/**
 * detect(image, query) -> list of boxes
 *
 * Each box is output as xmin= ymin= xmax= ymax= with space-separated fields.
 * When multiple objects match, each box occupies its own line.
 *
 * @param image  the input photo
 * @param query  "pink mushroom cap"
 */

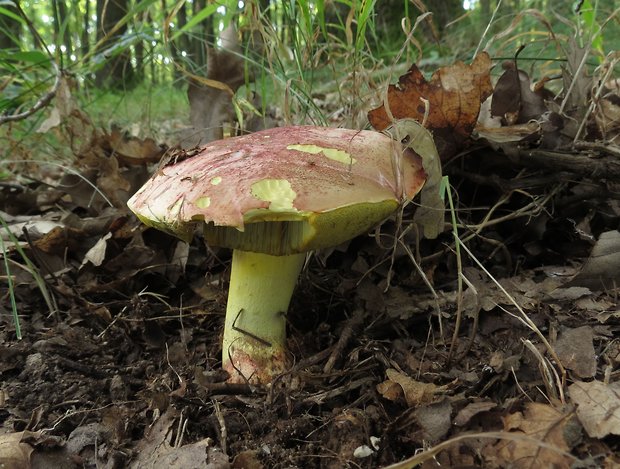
xmin=128 ymin=126 xmax=426 ymax=255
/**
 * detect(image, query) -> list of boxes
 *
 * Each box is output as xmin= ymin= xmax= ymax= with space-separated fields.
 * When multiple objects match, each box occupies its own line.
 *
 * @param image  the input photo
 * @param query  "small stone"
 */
xmin=353 ymin=445 xmax=374 ymax=458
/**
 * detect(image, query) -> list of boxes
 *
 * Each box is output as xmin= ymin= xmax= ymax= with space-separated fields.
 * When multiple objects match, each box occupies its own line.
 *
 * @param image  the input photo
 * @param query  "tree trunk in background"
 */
xmin=432 ymin=0 xmax=463 ymax=32
xmin=185 ymin=26 xmax=246 ymax=147
xmin=95 ymin=0 xmax=135 ymax=88
xmin=150 ymin=38 xmax=157 ymax=84
xmin=480 ymin=0 xmax=492 ymax=19
xmin=80 ymin=0 xmax=90 ymax=58
xmin=134 ymin=10 xmax=147 ymax=79
xmin=134 ymin=26 xmax=144 ymax=78
xmin=176 ymin=2 xmax=188 ymax=52
xmin=190 ymin=0 xmax=212 ymax=73
xmin=170 ymin=1 xmax=187 ymax=80
xmin=0 ymin=1 xmax=22 ymax=50
xmin=52 ymin=0 xmax=72 ymax=64
xmin=510 ymin=0 xmax=522 ymax=12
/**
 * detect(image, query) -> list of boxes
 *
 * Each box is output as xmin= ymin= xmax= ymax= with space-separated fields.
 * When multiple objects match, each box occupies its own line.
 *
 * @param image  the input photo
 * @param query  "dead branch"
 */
xmin=323 ymin=308 xmax=365 ymax=374
xmin=452 ymin=168 xmax=575 ymax=192
xmin=0 ymin=62 xmax=62 ymax=126
xmin=514 ymin=148 xmax=620 ymax=180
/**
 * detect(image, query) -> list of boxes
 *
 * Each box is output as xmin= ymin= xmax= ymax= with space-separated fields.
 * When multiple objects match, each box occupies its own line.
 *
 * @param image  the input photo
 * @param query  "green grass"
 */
xmin=0 ymin=214 xmax=59 ymax=340
xmin=80 ymin=82 xmax=189 ymax=134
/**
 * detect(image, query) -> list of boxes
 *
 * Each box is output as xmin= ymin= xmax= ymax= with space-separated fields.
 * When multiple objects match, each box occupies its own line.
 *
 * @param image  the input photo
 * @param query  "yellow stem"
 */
xmin=222 ymin=250 xmax=306 ymax=384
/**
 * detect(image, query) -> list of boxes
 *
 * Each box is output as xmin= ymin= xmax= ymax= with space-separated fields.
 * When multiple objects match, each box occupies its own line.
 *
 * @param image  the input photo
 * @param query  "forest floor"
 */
xmin=1 ymin=54 xmax=620 ymax=468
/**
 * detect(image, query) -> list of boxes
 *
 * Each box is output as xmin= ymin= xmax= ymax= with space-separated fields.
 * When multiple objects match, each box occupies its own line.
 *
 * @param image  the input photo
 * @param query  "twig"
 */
xmin=213 ymin=399 xmax=228 ymax=455
xmin=397 ymin=234 xmax=443 ymax=339
xmin=523 ymin=339 xmax=561 ymax=403
xmin=20 ymin=226 xmax=58 ymax=282
xmin=451 ymin=167 xmax=574 ymax=192
xmin=452 ymin=273 xmax=480 ymax=361
xmin=55 ymin=356 xmax=108 ymax=379
xmin=0 ymin=62 xmax=62 ymax=126
xmin=0 ymin=4 xmax=60 ymax=125
xmin=173 ymin=410 xmax=187 ymax=447
xmin=458 ymin=242 xmax=567 ymax=402
xmin=323 ymin=308 xmax=364 ymax=374
xmin=573 ymin=140 xmax=620 ymax=158
xmin=302 ymin=377 xmax=373 ymax=405
xmin=199 ymin=381 xmax=256 ymax=395
xmin=573 ymin=54 xmax=619 ymax=142
xmin=381 ymin=430 xmax=580 ymax=469
xmin=445 ymin=177 xmax=465 ymax=365
xmin=292 ymin=347 xmax=334 ymax=371
xmin=474 ymin=0 xmax=503 ymax=56
xmin=516 ymin=149 xmax=620 ymax=179
xmin=232 ymin=308 xmax=272 ymax=347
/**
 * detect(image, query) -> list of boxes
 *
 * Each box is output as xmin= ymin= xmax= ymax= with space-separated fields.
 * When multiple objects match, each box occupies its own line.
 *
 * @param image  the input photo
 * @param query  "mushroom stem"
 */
xmin=222 ymin=250 xmax=306 ymax=383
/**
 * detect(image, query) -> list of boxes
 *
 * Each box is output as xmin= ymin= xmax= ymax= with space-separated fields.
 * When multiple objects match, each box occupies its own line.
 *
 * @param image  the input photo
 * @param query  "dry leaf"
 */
xmin=81 ymin=232 xmax=112 ymax=268
xmin=562 ymin=36 xmax=592 ymax=120
xmin=107 ymin=125 xmax=166 ymax=165
xmin=548 ymin=286 xmax=591 ymax=301
xmin=130 ymin=407 xmax=229 ymax=468
xmin=486 ymin=402 xmax=579 ymax=469
xmin=474 ymin=121 xmax=540 ymax=143
xmin=595 ymin=97 xmax=620 ymax=143
xmin=491 ymin=62 xmax=547 ymax=124
xmin=377 ymin=368 xmax=447 ymax=407
xmin=576 ymin=296 xmax=615 ymax=313
xmin=554 ymin=326 xmax=597 ymax=379
xmin=368 ymin=52 xmax=493 ymax=160
xmin=185 ymin=26 xmax=248 ymax=147
xmin=36 ymin=107 xmax=61 ymax=133
xmin=232 ymin=450 xmax=264 ymax=469
xmin=453 ymin=400 xmax=497 ymax=426
xmin=566 ymin=230 xmax=620 ymax=290
xmin=569 ymin=380 xmax=620 ymax=438
xmin=376 ymin=378 xmax=404 ymax=402
xmin=384 ymin=119 xmax=444 ymax=239
xmin=414 ymin=399 xmax=452 ymax=442
xmin=0 ymin=432 xmax=35 ymax=469
xmin=36 ymin=76 xmax=77 ymax=133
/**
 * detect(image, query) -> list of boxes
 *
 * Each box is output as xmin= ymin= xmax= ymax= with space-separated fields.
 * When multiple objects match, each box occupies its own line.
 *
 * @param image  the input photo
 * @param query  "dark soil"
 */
xmin=1 ymin=158 xmax=619 ymax=468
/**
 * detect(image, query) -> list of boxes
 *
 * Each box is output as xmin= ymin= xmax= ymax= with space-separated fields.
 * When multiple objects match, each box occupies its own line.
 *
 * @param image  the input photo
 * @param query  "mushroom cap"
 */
xmin=128 ymin=126 xmax=426 ymax=255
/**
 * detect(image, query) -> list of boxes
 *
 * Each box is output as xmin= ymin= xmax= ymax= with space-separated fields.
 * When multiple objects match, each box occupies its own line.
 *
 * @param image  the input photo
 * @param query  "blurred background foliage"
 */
xmin=0 ymin=0 xmax=618 ymax=152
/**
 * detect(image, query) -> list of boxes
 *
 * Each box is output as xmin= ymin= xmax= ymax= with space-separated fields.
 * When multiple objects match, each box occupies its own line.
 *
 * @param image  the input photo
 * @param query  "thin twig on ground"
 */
xmin=323 ymin=308 xmax=365 ymax=374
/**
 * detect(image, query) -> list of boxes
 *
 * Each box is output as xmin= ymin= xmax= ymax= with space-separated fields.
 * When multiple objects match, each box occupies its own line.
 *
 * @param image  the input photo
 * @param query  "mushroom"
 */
xmin=127 ymin=126 xmax=427 ymax=384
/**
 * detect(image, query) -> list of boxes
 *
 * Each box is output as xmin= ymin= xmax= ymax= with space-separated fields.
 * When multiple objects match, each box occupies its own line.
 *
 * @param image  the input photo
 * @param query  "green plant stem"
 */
xmin=222 ymin=250 xmax=305 ymax=384
xmin=444 ymin=177 xmax=463 ymax=364
xmin=0 ymin=214 xmax=58 ymax=335
xmin=0 ymin=236 xmax=21 ymax=340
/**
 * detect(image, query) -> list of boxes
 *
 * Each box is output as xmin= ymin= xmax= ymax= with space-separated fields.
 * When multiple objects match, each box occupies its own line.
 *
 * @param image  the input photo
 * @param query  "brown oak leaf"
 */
xmin=368 ymin=52 xmax=493 ymax=160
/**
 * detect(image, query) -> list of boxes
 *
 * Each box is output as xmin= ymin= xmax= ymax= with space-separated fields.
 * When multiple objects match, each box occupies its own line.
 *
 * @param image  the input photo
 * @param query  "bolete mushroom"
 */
xmin=127 ymin=126 xmax=426 ymax=384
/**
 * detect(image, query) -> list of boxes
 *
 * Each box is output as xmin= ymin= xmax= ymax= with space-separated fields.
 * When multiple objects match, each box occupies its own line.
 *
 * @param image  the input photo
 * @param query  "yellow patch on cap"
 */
xmin=210 ymin=176 xmax=222 ymax=185
xmin=251 ymin=179 xmax=298 ymax=212
xmin=195 ymin=196 xmax=211 ymax=208
xmin=287 ymin=144 xmax=356 ymax=165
